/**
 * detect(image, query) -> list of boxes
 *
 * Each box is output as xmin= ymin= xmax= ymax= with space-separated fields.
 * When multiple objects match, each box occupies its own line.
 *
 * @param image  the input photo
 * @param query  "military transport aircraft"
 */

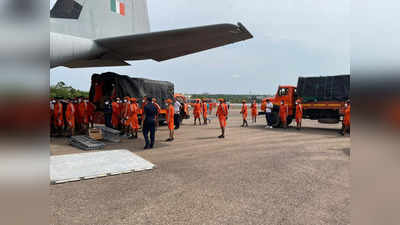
xmin=50 ymin=0 xmax=253 ymax=68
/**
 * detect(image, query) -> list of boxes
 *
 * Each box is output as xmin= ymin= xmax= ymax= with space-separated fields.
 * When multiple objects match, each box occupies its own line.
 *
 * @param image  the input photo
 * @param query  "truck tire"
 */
xmin=271 ymin=112 xmax=281 ymax=128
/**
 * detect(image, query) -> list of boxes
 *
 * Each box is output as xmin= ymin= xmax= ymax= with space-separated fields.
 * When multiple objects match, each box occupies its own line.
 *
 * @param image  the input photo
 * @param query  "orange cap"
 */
xmin=131 ymin=97 xmax=137 ymax=102
xmin=166 ymin=99 xmax=173 ymax=104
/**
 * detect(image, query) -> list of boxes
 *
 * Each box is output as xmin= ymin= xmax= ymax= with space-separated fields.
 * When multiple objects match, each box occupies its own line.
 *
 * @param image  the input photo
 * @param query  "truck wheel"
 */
xmin=271 ymin=112 xmax=281 ymax=128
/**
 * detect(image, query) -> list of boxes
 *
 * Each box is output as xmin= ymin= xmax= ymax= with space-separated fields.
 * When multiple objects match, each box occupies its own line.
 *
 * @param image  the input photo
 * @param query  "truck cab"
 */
xmin=266 ymin=85 xmax=296 ymax=127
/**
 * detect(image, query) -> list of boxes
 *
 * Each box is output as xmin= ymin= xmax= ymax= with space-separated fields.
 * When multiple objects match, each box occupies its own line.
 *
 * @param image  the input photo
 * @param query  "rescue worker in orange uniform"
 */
xmin=152 ymin=98 xmax=161 ymax=113
xmin=65 ymin=98 xmax=76 ymax=136
xmin=87 ymin=99 xmax=96 ymax=128
xmin=129 ymin=98 xmax=140 ymax=139
xmin=117 ymin=98 xmax=123 ymax=126
xmin=216 ymin=98 xmax=228 ymax=138
xmin=152 ymin=98 xmax=161 ymax=128
xmin=209 ymin=101 xmax=213 ymax=115
xmin=112 ymin=98 xmax=121 ymax=130
xmin=193 ymin=99 xmax=202 ymax=125
xmin=251 ymin=100 xmax=258 ymax=123
xmin=93 ymin=81 xmax=103 ymax=104
xmin=122 ymin=96 xmax=131 ymax=135
xmin=279 ymin=100 xmax=288 ymax=129
xmin=240 ymin=100 xmax=249 ymax=127
xmin=166 ymin=99 xmax=175 ymax=141
xmin=295 ymin=99 xmax=303 ymax=130
xmin=53 ymin=98 xmax=64 ymax=136
xmin=78 ymin=98 xmax=89 ymax=133
xmin=341 ymin=100 xmax=351 ymax=136
xmin=261 ymin=99 xmax=267 ymax=123
xmin=202 ymin=99 xmax=209 ymax=125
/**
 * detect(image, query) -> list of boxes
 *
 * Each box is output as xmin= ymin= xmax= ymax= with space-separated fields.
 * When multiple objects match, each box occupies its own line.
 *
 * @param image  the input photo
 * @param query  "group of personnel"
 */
xmin=239 ymin=98 xmax=351 ymax=135
xmin=192 ymin=99 xmax=213 ymax=125
xmin=50 ymin=97 xmax=96 ymax=137
xmin=103 ymin=96 xmax=184 ymax=149
xmin=191 ymin=99 xmax=229 ymax=138
xmin=51 ymin=95 xmax=351 ymax=150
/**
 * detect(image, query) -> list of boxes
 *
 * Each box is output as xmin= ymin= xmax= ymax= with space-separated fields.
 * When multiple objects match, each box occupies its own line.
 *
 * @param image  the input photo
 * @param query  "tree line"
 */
xmin=50 ymin=81 xmax=89 ymax=99
xmin=189 ymin=94 xmax=271 ymax=103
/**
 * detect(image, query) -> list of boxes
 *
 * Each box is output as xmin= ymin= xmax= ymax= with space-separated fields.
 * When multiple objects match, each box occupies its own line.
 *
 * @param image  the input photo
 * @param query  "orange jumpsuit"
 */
xmin=296 ymin=103 xmax=303 ymax=124
xmin=53 ymin=102 xmax=64 ymax=128
xmin=154 ymin=102 xmax=161 ymax=114
xmin=279 ymin=104 xmax=288 ymax=123
xmin=78 ymin=102 xmax=89 ymax=125
xmin=241 ymin=104 xmax=248 ymax=119
xmin=261 ymin=101 xmax=267 ymax=112
xmin=65 ymin=103 xmax=76 ymax=128
xmin=112 ymin=102 xmax=120 ymax=128
xmin=87 ymin=102 xmax=95 ymax=125
xmin=129 ymin=103 xmax=139 ymax=130
xmin=217 ymin=103 xmax=228 ymax=128
xmin=167 ymin=104 xmax=175 ymax=130
xmin=202 ymin=102 xmax=208 ymax=120
xmin=194 ymin=103 xmax=201 ymax=119
xmin=93 ymin=82 xmax=103 ymax=103
xmin=123 ymin=102 xmax=131 ymax=126
xmin=251 ymin=103 xmax=258 ymax=117
xmin=343 ymin=105 xmax=351 ymax=127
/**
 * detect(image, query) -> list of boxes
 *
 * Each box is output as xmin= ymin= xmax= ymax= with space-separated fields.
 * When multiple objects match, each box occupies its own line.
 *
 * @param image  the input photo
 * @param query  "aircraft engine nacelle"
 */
xmin=50 ymin=32 xmax=105 ymax=68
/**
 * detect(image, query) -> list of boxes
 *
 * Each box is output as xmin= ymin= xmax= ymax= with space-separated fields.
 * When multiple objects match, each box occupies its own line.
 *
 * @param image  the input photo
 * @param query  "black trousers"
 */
xmin=104 ymin=113 xmax=112 ymax=128
xmin=174 ymin=114 xmax=180 ymax=129
xmin=143 ymin=121 xmax=156 ymax=147
xmin=266 ymin=113 xmax=272 ymax=126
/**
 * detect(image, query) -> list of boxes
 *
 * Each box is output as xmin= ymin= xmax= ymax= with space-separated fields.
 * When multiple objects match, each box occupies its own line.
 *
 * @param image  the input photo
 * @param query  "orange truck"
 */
xmin=265 ymin=75 xmax=350 ymax=127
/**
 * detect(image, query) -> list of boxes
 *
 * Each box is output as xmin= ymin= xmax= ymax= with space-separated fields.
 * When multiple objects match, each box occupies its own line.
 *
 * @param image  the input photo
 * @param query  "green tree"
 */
xmin=50 ymin=81 xmax=89 ymax=99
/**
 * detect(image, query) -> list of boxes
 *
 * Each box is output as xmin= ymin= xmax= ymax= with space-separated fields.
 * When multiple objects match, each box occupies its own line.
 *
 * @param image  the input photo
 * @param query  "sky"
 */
xmin=50 ymin=0 xmax=350 ymax=95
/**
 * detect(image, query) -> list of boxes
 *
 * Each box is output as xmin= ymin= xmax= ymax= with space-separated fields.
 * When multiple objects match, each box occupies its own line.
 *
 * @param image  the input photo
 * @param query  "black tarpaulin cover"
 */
xmin=89 ymin=72 xmax=174 ymax=109
xmin=297 ymin=75 xmax=350 ymax=102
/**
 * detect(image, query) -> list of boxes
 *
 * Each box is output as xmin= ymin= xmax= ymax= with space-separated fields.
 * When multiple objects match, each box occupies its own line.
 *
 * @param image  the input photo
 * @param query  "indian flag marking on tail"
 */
xmin=111 ymin=0 xmax=125 ymax=16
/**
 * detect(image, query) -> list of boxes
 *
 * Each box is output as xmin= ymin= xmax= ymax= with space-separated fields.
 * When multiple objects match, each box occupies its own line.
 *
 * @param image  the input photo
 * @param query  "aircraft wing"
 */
xmin=95 ymin=23 xmax=253 ymax=62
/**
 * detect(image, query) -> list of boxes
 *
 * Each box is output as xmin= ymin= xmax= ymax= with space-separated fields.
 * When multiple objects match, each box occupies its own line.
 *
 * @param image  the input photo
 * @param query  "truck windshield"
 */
xmin=278 ymin=88 xmax=289 ymax=96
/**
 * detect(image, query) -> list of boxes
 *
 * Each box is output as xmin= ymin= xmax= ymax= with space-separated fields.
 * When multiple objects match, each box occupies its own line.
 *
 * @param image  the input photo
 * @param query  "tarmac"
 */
xmin=50 ymin=106 xmax=350 ymax=225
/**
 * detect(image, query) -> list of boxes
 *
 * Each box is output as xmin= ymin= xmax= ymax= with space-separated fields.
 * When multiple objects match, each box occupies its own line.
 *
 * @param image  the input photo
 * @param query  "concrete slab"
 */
xmin=50 ymin=150 xmax=155 ymax=184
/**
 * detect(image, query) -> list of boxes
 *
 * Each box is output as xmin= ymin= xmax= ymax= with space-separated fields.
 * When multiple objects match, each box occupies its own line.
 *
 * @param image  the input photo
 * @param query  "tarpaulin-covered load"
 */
xmin=297 ymin=75 xmax=350 ymax=103
xmin=89 ymin=72 xmax=174 ymax=110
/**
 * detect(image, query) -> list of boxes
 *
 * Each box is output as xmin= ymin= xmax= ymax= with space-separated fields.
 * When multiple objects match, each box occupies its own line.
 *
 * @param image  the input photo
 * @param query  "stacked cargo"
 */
xmin=99 ymin=126 xmax=121 ymax=143
xmin=297 ymin=75 xmax=350 ymax=103
xmin=69 ymin=135 xmax=105 ymax=151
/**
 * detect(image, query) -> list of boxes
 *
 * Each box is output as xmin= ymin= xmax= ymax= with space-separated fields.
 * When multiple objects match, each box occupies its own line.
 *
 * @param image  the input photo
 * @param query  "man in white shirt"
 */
xmin=174 ymin=99 xmax=182 ymax=129
xmin=265 ymin=99 xmax=274 ymax=128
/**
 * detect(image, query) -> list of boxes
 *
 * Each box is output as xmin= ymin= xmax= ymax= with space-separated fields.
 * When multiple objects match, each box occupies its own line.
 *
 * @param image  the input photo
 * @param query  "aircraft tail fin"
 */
xmin=50 ymin=0 xmax=150 ymax=39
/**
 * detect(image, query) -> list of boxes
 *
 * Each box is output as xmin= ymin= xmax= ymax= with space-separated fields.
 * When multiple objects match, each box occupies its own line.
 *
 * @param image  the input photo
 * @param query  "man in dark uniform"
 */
xmin=141 ymin=97 xmax=159 ymax=149
xmin=104 ymin=98 xmax=113 ymax=128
